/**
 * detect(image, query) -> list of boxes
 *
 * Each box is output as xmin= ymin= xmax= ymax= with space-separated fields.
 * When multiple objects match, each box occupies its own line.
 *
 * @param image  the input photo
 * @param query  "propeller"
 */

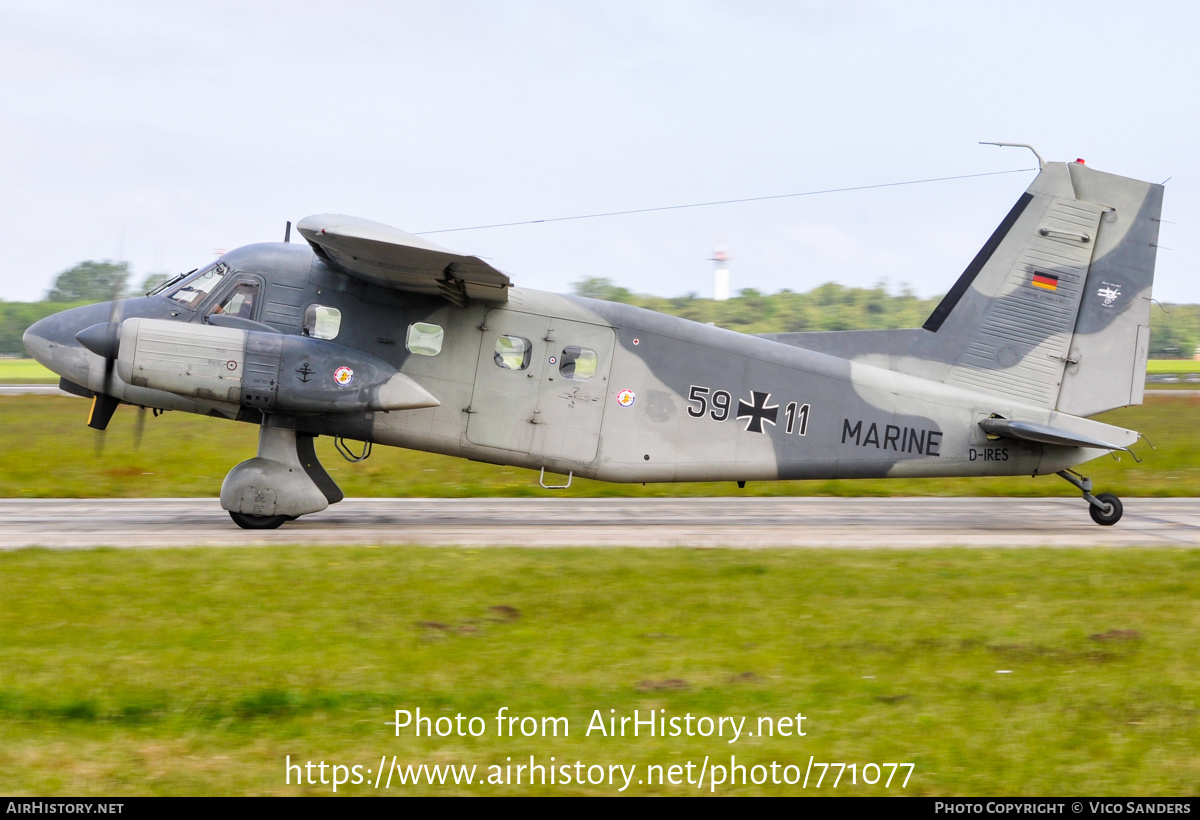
xmin=74 ymin=281 xmax=127 ymax=444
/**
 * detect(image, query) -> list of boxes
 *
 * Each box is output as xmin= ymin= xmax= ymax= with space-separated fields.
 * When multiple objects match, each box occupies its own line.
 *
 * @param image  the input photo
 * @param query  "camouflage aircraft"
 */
xmin=23 ymin=154 xmax=1162 ymax=529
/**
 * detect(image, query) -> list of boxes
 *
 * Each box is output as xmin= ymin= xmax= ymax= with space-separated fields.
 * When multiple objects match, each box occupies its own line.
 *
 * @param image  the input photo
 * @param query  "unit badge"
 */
xmin=334 ymin=366 xmax=354 ymax=386
xmin=1097 ymin=282 xmax=1122 ymax=307
xmin=616 ymin=389 xmax=636 ymax=407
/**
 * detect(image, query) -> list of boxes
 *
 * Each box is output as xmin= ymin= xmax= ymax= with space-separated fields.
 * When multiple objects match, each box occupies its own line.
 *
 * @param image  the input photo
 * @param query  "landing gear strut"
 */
xmin=1057 ymin=470 xmax=1123 ymax=526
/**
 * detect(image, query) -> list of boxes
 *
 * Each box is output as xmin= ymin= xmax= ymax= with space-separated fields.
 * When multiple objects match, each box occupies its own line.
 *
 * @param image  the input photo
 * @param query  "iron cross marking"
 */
xmin=737 ymin=391 xmax=779 ymax=433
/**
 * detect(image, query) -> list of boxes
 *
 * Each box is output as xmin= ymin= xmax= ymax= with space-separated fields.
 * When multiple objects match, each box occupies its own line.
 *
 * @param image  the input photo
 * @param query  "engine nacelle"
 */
xmin=115 ymin=318 xmax=438 ymax=414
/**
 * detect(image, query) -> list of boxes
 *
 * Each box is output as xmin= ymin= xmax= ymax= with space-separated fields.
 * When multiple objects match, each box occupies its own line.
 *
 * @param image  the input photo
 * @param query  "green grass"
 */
xmin=1146 ymin=359 xmax=1200 ymax=373
xmin=0 ymin=358 xmax=57 ymax=384
xmin=0 ymin=546 xmax=1195 ymax=795
xmin=0 ymin=393 xmax=1197 ymax=498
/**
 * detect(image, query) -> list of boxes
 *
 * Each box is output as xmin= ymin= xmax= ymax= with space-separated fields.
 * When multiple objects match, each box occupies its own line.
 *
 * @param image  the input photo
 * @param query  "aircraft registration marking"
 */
xmin=687 ymin=385 xmax=810 ymax=436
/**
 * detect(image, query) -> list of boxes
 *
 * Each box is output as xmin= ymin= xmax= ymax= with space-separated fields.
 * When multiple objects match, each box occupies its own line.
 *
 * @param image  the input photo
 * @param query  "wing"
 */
xmin=296 ymin=214 xmax=509 ymax=305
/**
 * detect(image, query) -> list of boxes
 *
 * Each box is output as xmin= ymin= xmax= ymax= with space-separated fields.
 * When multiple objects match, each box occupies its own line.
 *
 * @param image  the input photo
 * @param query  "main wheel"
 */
xmin=1088 ymin=493 xmax=1123 ymax=526
xmin=229 ymin=511 xmax=289 ymax=530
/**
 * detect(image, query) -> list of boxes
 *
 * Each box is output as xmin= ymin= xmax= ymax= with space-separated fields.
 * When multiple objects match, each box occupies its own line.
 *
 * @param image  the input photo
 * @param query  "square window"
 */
xmin=494 ymin=335 xmax=531 ymax=370
xmin=559 ymin=346 xmax=597 ymax=381
xmin=304 ymin=305 xmax=342 ymax=340
xmin=407 ymin=322 xmax=444 ymax=356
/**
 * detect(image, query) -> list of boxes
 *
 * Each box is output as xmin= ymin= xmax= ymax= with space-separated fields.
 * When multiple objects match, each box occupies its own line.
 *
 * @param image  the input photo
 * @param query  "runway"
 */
xmin=2 ymin=497 xmax=1200 ymax=549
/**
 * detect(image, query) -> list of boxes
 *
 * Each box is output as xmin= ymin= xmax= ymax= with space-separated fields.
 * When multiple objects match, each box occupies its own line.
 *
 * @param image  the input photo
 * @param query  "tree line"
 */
xmin=2 ymin=263 xmax=1197 ymax=359
xmin=0 ymin=262 xmax=171 ymax=356
xmin=571 ymin=277 xmax=1200 ymax=359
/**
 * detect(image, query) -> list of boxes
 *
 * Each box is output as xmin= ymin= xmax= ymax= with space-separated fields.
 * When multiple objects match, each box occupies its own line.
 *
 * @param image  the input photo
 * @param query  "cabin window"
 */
xmin=304 ymin=305 xmax=342 ymax=340
xmin=406 ymin=322 xmax=444 ymax=356
xmin=559 ymin=346 xmax=597 ymax=381
xmin=494 ymin=335 xmax=531 ymax=370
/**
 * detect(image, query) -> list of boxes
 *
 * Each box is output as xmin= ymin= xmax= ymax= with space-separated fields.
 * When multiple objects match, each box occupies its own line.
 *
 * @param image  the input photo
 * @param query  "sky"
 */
xmin=2 ymin=0 xmax=1197 ymax=303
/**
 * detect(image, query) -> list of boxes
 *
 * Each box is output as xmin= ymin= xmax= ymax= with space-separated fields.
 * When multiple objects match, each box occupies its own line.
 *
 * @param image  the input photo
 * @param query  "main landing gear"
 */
xmin=1057 ymin=470 xmax=1123 ymax=526
xmin=221 ymin=420 xmax=344 ymax=530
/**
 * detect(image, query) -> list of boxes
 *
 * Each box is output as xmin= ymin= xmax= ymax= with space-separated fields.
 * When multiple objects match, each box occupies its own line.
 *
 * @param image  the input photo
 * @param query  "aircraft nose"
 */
xmin=22 ymin=302 xmax=115 ymax=376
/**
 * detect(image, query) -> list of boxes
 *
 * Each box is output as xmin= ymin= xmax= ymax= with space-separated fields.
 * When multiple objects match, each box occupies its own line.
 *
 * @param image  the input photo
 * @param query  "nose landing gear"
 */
xmin=1057 ymin=470 xmax=1123 ymax=526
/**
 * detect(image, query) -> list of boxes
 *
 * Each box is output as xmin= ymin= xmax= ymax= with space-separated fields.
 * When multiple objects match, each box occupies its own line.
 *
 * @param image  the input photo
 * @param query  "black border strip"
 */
xmin=922 ymin=192 xmax=1033 ymax=332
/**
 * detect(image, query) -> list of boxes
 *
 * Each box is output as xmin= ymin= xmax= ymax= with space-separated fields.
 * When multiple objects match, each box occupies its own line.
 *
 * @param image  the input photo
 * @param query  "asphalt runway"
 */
xmin=2 ymin=497 xmax=1199 ymax=549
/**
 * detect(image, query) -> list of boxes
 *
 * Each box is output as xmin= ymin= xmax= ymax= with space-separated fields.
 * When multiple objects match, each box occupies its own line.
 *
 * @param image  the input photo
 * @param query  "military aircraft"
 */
xmin=23 ymin=153 xmax=1162 ymax=529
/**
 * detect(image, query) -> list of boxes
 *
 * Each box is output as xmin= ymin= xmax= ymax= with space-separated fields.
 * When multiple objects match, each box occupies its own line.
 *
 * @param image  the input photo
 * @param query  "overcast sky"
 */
xmin=2 ymin=0 xmax=1196 ymax=303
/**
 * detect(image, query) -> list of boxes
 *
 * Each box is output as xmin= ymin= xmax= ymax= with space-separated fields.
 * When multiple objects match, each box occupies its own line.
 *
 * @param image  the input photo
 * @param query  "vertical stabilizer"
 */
xmin=921 ymin=160 xmax=1162 ymax=414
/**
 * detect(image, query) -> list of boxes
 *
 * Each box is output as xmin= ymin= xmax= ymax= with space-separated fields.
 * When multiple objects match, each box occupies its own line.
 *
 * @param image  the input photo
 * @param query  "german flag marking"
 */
xmin=1032 ymin=272 xmax=1059 ymax=292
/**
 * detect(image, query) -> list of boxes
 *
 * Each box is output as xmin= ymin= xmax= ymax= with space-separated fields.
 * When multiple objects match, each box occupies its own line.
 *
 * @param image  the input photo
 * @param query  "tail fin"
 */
xmin=761 ymin=158 xmax=1163 ymax=415
xmin=924 ymin=160 xmax=1163 ymax=415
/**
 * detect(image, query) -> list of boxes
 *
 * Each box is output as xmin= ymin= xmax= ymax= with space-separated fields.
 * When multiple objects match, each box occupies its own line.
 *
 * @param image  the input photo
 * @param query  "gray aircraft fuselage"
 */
xmin=26 ymin=242 xmax=1100 ymax=485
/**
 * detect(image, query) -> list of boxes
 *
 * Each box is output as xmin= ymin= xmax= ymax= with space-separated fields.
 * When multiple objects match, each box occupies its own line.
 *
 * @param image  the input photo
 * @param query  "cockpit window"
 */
xmin=148 ymin=269 xmax=194 ymax=296
xmin=163 ymin=262 xmax=229 ymax=309
xmin=212 ymin=281 xmax=259 ymax=320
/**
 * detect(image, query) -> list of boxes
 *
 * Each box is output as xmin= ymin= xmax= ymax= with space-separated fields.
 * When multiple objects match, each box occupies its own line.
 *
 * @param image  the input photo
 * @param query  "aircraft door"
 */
xmin=467 ymin=309 xmax=616 ymax=464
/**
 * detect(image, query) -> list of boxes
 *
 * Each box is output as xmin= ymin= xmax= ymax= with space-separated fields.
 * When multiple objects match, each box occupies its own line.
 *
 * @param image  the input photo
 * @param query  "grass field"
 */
xmin=0 ymin=393 xmax=1197 ymax=498
xmin=0 ymin=546 xmax=1196 ymax=796
xmin=0 ymin=358 xmax=58 ymax=383
xmin=1146 ymin=360 xmax=1200 ymax=374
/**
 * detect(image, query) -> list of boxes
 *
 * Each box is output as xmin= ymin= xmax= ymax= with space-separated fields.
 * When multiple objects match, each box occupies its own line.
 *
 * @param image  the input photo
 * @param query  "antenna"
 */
xmin=284 ymin=221 xmax=292 ymax=243
xmin=980 ymin=142 xmax=1045 ymax=171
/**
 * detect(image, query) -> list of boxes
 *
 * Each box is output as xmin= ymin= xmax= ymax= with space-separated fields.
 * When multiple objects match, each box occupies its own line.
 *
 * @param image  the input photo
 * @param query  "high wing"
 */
xmin=296 ymin=214 xmax=510 ymax=306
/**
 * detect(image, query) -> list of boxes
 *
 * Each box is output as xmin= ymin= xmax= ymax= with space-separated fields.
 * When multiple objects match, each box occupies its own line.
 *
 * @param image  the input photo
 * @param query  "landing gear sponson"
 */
xmin=220 ymin=419 xmax=344 ymax=530
xmin=1057 ymin=470 xmax=1122 ymax=526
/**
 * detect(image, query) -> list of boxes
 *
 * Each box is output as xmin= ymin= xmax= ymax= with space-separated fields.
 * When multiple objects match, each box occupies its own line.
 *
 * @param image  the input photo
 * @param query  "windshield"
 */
xmin=162 ymin=262 xmax=230 ymax=309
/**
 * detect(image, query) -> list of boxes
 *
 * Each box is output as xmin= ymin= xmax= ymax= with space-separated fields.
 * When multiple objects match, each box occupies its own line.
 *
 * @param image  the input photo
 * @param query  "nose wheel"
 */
xmin=1057 ymin=471 xmax=1123 ymax=526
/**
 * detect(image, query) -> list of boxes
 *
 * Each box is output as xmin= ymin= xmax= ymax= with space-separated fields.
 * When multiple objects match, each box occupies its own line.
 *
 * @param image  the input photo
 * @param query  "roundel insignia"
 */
xmin=616 ymin=389 xmax=636 ymax=407
xmin=334 ymin=366 xmax=354 ymax=386
xmin=226 ymin=360 xmax=237 ymax=371
xmin=549 ymin=355 xmax=557 ymax=365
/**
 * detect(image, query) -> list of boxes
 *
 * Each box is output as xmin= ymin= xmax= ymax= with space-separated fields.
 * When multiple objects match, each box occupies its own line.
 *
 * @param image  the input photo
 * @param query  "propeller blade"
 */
xmin=103 ymin=290 xmax=125 ymax=398
xmin=132 ymin=406 xmax=146 ymax=450
xmin=86 ymin=393 xmax=120 ymax=431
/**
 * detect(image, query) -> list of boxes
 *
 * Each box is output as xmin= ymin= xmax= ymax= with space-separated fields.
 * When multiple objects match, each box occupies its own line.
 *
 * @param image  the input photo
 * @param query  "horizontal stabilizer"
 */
xmin=979 ymin=417 xmax=1129 ymax=452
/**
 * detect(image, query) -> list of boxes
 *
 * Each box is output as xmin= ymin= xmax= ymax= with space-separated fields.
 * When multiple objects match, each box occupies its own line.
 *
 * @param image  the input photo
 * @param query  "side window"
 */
xmin=304 ymin=305 xmax=342 ymax=340
xmin=493 ymin=335 xmax=531 ymax=370
xmin=213 ymin=281 xmax=259 ymax=319
xmin=559 ymin=346 xmax=597 ymax=381
xmin=406 ymin=322 xmax=444 ymax=356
